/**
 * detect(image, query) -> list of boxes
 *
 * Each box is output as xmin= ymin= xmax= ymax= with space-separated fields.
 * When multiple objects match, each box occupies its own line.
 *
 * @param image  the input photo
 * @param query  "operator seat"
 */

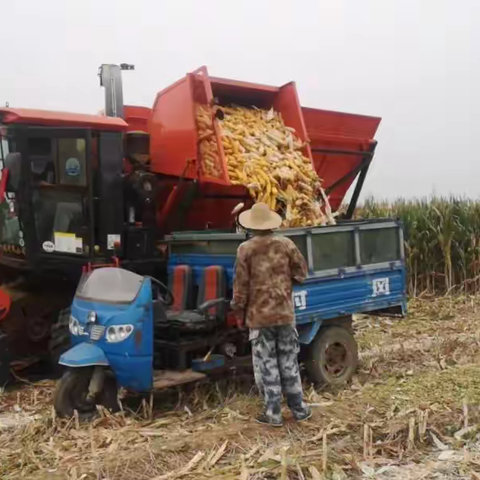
xmin=164 ymin=265 xmax=227 ymax=331
xmin=153 ymin=265 xmax=193 ymax=323
xmin=53 ymin=202 xmax=83 ymax=233
xmin=168 ymin=265 xmax=194 ymax=311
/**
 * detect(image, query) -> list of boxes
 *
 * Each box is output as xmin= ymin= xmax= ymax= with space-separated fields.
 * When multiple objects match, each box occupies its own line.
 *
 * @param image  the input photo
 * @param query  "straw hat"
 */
xmin=238 ymin=203 xmax=282 ymax=231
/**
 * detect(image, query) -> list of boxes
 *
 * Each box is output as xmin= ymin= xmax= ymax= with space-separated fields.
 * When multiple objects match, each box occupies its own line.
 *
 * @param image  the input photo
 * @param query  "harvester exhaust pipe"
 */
xmin=98 ymin=63 xmax=134 ymax=118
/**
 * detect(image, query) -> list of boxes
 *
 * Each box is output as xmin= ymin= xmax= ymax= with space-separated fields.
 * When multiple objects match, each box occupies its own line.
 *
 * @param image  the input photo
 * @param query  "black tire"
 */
xmin=0 ymin=332 xmax=12 ymax=386
xmin=53 ymin=367 xmax=119 ymax=418
xmin=304 ymin=326 xmax=358 ymax=386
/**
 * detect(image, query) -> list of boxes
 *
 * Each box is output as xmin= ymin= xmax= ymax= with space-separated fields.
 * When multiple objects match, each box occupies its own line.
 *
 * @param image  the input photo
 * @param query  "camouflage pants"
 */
xmin=250 ymin=324 xmax=309 ymax=423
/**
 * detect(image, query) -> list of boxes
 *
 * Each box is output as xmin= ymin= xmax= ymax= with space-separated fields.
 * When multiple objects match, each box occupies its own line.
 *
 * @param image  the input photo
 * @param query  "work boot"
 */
xmin=295 ymin=407 xmax=313 ymax=423
xmin=293 ymin=405 xmax=312 ymax=422
xmin=255 ymin=412 xmax=283 ymax=427
xmin=287 ymin=393 xmax=312 ymax=422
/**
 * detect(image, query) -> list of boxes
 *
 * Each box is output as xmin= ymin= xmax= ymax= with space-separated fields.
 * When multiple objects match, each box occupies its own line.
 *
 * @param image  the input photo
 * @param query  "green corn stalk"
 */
xmin=358 ymin=196 xmax=480 ymax=296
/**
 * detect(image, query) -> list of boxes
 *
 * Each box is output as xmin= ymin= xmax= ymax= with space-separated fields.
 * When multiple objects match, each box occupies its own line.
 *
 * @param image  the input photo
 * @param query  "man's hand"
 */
xmin=235 ymin=315 xmax=246 ymax=330
xmin=230 ymin=307 xmax=246 ymax=329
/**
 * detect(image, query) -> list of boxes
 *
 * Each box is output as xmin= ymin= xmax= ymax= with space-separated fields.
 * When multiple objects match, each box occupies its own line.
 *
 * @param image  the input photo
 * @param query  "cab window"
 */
xmin=29 ymin=137 xmax=55 ymax=184
xmin=29 ymin=135 xmax=90 ymax=255
xmin=58 ymin=138 xmax=86 ymax=186
xmin=29 ymin=137 xmax=87 ymax=187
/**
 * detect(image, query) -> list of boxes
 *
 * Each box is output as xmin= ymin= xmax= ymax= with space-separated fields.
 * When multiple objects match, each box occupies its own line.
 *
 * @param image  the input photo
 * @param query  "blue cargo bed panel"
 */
xmin=168 ymin=253 xmax=406 ymax=321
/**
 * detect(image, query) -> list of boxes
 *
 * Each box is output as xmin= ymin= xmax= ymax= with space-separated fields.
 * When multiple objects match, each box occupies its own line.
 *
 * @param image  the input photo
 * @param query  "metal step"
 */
xmin=152 ymin=369 xmax=206 ymax=390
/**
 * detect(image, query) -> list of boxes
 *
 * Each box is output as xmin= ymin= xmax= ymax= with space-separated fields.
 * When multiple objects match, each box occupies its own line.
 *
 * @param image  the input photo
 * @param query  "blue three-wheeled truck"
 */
xmin=54 ymin=219 xmax=406 ymax=417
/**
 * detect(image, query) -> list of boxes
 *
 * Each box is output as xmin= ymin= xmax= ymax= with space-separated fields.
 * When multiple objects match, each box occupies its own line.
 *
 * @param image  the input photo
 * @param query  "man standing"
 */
xmin=231 ymin=202 xmax=312 ymax=426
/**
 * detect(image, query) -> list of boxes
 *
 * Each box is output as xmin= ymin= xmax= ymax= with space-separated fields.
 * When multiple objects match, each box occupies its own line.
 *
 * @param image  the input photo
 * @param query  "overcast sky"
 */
xmin=1 ymin=0 xmax=478 ymax=200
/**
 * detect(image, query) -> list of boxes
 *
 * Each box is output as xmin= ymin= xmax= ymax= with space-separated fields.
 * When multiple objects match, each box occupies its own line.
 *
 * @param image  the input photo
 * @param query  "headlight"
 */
xmin=106 ymin=324 xmax=134 ymax=343
xmin=69 ymin=316 xmax=80 ymax=336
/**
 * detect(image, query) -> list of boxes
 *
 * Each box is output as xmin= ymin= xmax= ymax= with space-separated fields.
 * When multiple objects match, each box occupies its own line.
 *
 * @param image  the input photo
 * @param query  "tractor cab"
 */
xmin=0 ymin=108 xmax=127 ymax=276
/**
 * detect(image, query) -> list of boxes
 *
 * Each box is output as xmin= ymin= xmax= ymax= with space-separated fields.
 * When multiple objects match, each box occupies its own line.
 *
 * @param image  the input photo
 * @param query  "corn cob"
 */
xmin=195 ymin=106 xmax=222 ymax=178
xmin=196 ymin=104 xmax=335 ymax=227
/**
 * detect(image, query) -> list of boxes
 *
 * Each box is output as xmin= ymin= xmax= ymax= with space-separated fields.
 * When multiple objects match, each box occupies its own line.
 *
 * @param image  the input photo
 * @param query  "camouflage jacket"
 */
xmin=231 ymin=233 xmax=308 ymax=328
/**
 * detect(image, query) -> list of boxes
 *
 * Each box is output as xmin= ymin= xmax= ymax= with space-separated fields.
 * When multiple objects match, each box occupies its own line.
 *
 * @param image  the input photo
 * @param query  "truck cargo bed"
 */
xmin=166 ymin=218 xmax=407 ymax=341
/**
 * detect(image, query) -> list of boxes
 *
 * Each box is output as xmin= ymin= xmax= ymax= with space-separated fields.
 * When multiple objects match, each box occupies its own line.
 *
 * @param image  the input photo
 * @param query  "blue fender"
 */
xmin=297 ymin=321 xmax=322 ymax=345
xmin=59 ymin=343 xmax=109 ymax=368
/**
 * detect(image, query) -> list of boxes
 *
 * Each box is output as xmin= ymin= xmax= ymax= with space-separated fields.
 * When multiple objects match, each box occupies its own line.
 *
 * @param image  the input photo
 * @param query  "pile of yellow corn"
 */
xmin=195 ymin=104 xmax=335 ymax=227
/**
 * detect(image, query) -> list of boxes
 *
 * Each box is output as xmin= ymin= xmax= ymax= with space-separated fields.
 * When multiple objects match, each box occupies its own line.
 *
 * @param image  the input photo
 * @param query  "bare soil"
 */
xmin=2 ymin=297 xmax=480 ymax=479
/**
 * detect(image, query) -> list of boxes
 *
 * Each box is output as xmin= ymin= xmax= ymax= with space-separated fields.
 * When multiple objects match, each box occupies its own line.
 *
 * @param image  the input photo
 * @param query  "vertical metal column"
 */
xmin=98 ymin=63 xmax=134 ymax=119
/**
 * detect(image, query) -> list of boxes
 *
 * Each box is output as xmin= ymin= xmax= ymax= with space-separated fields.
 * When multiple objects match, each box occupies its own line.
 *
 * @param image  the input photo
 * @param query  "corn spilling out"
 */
xmin=195 ymin=106 xmax=223 ymax=178
xmin=195 ymin=104 xmax=335 ymax=227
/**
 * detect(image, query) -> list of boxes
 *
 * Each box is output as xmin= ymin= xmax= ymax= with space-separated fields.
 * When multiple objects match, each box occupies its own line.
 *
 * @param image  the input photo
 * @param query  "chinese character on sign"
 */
xmin=293 ymin=290 xmax=308 ymax=310
xmin=372 ymin=278 xmax=390 ymax=297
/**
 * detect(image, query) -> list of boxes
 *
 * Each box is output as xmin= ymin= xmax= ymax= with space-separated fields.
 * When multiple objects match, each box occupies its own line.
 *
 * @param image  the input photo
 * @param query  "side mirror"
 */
xmin=4 ymin=153 xmax=21 ymax=192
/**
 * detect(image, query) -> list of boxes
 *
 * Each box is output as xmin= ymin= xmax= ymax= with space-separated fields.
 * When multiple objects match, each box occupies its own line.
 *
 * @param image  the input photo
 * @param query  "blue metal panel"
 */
xmin=67 ymin=278 xmax=154 ymax=392
xmin=168 ymin=253 xmax=407 ymax=331
xmin=293 ymin=267 xmax=406 ymax=324
xmin=59 ymin=342 xmax=109 ymax=367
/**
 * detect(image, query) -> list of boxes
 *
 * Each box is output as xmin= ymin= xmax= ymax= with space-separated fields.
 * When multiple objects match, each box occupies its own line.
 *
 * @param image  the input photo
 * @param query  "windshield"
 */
xmin=0 ymin=134 xmax=22 ymax=251
xmin=76 ymin=268 xmax=145 ymax=304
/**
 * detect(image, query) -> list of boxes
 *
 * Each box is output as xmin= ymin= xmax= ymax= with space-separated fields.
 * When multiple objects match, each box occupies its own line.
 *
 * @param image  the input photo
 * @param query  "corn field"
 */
xmin=358 ymin=197 xmax=480 ymax=296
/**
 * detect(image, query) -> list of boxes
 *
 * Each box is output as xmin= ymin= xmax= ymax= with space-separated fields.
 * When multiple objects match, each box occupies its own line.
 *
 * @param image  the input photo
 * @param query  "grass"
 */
xmin=358 ymin=196 xmax=480 ymax=295
xmin=2 ymin=297 xmax=480 ymax=479
xmin=362 ymin=365 xmax=480 ymax=412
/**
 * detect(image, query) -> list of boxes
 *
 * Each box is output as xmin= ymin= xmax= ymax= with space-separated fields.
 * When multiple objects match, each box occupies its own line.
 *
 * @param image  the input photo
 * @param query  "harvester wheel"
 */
xmin=0 ymin=332 xmax=12 ymax=386
xmin=27 ymin=316 xmax=50 ymax=343
xmin=53 ymin=368 xmax=119 ymax=418
xmin=304 ymin=326 xmax=358 ymax=387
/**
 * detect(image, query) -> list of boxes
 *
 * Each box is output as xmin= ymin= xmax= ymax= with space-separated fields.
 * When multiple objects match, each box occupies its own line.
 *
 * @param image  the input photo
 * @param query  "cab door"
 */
xmin=23 ymin=127 xmax=95 ymax=266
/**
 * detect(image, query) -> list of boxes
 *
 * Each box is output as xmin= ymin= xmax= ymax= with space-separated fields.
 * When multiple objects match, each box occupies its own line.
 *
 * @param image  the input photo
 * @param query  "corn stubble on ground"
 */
xmin=196 ymin=104 xmax=335 ymax=227
xmin=3 ymin=297 xmax=480 ymax=479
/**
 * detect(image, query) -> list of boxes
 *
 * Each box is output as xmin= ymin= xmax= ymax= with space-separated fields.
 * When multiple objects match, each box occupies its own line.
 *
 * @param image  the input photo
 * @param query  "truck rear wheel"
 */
xmin=304 ymin=326 xmax=358 ymax=386
xmin=53 ymin=368 xmax=119 ymax=418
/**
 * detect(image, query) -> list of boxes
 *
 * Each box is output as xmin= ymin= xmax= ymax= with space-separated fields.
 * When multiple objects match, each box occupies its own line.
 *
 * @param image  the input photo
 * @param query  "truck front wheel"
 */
xmin=53 ymin=368 xmax=118 ymax=418
xmin=304 ymin=326 xmax=358 ymax=386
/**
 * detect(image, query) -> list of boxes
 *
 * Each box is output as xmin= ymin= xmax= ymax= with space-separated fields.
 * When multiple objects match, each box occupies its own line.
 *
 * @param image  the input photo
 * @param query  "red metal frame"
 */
xmin=124 ymin=105 xmax=151 ymax=132
xmin=0 ymin=168 xmax=9 ymax=204
xmin=302 ymin=107 xmax=381 ymax=211
xmin=149 ymin=66 xmax=313 ymax=186
xmin=0 ymin=69 xmax=381 ymax=233
xmin=148 ymin=68 xmax=381 ymax=230
xmin=0 ymin=287 xmax=12 ymax=322
xmin=149 ymin=76 xmax=198 ymax=180
xmin=82 ymin=256 xmax=120 ymax=274
xmin=191 ymin=67 xmax=228 ymax=185
xmin=0 ymin=108 xmax=128 ymax=131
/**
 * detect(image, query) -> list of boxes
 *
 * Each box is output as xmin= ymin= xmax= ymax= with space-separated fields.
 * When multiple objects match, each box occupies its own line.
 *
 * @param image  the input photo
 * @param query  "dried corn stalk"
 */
xmin=196 ymin=104 xmax=335 ymax=227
